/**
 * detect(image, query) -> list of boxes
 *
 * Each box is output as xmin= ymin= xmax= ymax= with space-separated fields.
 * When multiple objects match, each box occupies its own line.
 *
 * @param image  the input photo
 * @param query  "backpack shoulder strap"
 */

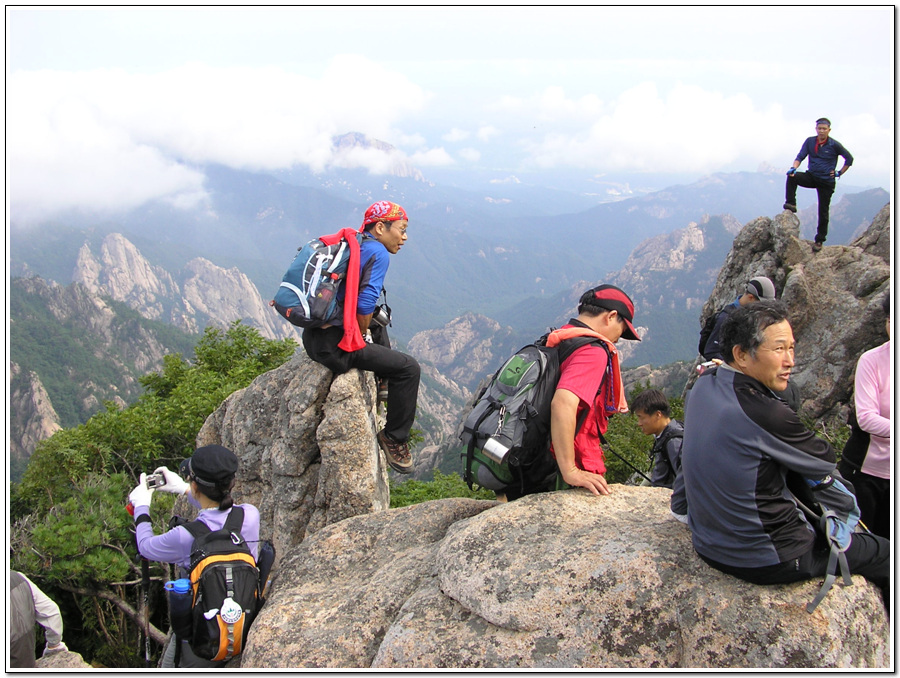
xmin=223 ymin=506 xmax=245 ymax=535
xmin=654 ymin=422 xmax=684 ymax=474
xmin=558 ymin=334 xmax=608 ymax=365
xmin=658 ymin=422 xmax=685 ymax=447
xmin=181 ymin=506 xmax=245 ymax=541
xmin=182 ymin=518 xmax=211 ymax=541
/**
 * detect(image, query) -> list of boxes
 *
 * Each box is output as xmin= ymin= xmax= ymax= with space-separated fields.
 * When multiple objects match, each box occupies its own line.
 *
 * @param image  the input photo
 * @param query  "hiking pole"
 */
xmin=597 ymin=428 xmax=653 ymax=484
xmin=127 ymin=497 xmax=152 ymax=668
xmin=141 ymin=555 xmax=151 ymax=667
xmin=604 ymin=444 xmax=653 ymax=484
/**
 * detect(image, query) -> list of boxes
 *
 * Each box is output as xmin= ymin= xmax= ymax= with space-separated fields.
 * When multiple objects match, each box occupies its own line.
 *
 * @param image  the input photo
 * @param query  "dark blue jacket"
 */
xmin=795 ymin=136 xmax=853 ymax=182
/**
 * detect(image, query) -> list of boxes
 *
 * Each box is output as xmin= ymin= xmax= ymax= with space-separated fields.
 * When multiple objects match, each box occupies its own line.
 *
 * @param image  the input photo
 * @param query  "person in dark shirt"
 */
xmin=701 ymin=276 xmax=776 ymax=362
xmin=783 ymin=117 xmax=853 ymax=252
xmin=631 ymin=388 xmax=683 ymax=489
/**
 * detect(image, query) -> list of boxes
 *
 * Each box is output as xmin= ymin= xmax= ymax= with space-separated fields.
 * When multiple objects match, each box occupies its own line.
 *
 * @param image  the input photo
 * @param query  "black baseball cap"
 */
xmin=179 ymin=445 xmax=239 ymax=486
xmin=580 ymin=284 xmax=641 ymax=341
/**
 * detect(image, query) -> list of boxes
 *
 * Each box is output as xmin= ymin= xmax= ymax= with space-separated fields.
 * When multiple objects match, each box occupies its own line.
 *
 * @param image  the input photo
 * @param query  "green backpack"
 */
xmin=459 ymin=328 xmax=611 ymax=497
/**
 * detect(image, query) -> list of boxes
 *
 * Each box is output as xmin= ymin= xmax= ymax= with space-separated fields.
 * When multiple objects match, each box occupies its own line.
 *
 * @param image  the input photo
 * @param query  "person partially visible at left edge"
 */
xmin=9 ymin=571 xmax=67 ymax=668
xmin=129 ymin=445 xmax=261 ymax=668
xmin=302 ymin=201 xmax=421 ymax=475
xmin=783 ymin=117 xmax=853 ymax=253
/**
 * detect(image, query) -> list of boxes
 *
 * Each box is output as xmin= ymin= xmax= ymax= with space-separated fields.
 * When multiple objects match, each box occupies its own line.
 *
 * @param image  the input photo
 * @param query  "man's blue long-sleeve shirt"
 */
xmin=795 ymin=136 xmax=853 ymax=181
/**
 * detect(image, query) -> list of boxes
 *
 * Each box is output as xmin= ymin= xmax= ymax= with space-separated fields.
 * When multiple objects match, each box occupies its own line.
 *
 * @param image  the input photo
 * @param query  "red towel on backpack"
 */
xmin=319 ymin=227 xmax=367 ymax=353
xmin=545 ymin=326 xmax=629 ymax=414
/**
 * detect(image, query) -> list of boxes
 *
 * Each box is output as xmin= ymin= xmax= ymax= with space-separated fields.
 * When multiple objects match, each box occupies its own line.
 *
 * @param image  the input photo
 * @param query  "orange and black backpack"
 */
xmin=180 ymin=507 xmax=261 ymax=661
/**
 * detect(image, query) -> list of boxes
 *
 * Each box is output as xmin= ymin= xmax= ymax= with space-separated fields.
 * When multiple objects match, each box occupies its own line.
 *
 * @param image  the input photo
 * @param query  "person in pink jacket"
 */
xmin=844 ymin=295 xmax=891 ymax=539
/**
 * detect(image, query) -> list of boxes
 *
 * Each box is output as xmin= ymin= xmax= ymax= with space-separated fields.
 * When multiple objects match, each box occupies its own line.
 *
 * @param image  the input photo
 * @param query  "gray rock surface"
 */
xmin=36 ymin=650 xmax=92 ymax=669
xmin=241 ymin=488 xmax=889 ymax=669
xmin=692 ymin=204 xmax=890 ymax=420
xmin=196 ymin=350 xmax=390 ymax=555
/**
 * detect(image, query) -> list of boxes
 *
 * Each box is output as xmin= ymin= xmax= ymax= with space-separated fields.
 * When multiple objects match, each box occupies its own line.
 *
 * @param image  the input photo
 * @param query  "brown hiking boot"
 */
xmin=811 ymin=240 xmax=823 ymax=253
xmin=783 ymin=202 xmax=797 ymax=213
xmin=377 ymin=430 xmax=413 ymax=474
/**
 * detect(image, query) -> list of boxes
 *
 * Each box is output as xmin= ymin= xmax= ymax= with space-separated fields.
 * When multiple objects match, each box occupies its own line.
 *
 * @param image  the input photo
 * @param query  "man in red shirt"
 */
xmin=550 ymin=284 xmax=641 ymax=496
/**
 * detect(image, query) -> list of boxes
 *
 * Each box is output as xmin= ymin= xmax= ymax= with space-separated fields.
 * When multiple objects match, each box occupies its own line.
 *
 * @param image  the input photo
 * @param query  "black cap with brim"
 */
xmin=180 ymin=445 xmax=239 ymax=486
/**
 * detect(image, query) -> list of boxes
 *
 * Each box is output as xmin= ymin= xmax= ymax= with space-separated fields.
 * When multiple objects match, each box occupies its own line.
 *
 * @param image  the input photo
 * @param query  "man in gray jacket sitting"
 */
xmin=671 ymin=300 xmax=888 ymax=608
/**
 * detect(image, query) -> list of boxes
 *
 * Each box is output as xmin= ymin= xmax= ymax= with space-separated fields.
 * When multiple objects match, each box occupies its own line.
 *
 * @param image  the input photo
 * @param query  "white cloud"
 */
xmin=458 ymin=148 xmax=481 ymax=162
xmin=408 ymin=147 xmax=454 ymax=167
xmin=8 ymin=56 xmax=428 ymax=220
xmin=521 ymin=82 xmax=891 ymax=180
xmin=443 ymin=128 xmax=470 ymax=142
xmin=477 ymin=125 xmax=499 ymax=142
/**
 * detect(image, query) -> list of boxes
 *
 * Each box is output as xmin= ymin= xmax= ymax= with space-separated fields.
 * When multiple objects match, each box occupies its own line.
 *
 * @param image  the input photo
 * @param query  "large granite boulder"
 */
xmin=196 ymin=349 xmax=390 ymax=556
xmin=242 ymin=487 xmax=889 ymax=669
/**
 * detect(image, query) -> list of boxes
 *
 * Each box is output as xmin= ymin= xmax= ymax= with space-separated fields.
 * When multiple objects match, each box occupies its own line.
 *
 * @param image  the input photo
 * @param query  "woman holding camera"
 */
xmin=128 ymin=444 xmax=260 ymax=667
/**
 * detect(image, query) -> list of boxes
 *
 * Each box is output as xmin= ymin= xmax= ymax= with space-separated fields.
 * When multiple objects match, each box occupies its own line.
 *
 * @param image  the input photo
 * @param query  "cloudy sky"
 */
xmin=7 ymin=6 xmax=893 ymax=221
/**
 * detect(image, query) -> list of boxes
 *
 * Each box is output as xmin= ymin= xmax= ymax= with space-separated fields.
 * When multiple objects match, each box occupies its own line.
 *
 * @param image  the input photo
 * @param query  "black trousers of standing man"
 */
xmin=785 ymin=171 xmax=836 ymax=244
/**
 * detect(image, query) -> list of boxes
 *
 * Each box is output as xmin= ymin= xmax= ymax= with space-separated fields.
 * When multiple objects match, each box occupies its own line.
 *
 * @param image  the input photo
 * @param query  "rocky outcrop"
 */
xmin=36 ymin=650 xmax=92 ymax=669
xmin=9 ymin=362 xmax=62 ymax=471
xmin=695 ymin=204 xmax=891 ymax=421
xmin=408 ymin=313 xmax=518 ymax=392
xmin=242 ymin=487 xmax=889 ymax=669
xmin=74 ymin=233 xmax=302 ymax=342
xmin=195 ymin=350 xmax=391 ymax=555
xmin=621 ymin=361 xmax=694 ymax=399
xmin=74 ymin=234 xmax=180 ymax=321
xmin=612 ymin=213 xmax=743 ymax=316
xmin=9 ymin=276 xmax=178 ymax=466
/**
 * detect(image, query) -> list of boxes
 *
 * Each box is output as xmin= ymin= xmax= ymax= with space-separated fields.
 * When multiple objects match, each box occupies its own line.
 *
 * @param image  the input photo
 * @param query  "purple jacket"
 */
xmin=134 ymin=497 xmax=261 ymax=570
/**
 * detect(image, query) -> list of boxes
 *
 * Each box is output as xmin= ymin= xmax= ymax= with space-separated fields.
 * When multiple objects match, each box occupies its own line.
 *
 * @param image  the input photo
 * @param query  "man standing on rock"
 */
xmin=672 ymin=301 xmax=889 ymax=606
xmin=549 ymin=284 xmax=640 ymax=496
xmin=783 ymin=117 xmax=853 ymax=253
xmin=302 ymin=201 xmax=420 ymax=474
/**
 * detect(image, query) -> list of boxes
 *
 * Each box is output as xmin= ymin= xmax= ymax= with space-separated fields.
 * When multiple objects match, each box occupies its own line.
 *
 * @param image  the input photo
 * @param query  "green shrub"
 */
xmin=390 ymin=470 xmax=496 ymax=508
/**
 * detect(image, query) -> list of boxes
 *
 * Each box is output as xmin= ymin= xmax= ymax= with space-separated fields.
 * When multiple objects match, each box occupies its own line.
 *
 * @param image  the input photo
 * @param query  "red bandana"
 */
xmin=361 ymin=201 xmax=408 ymax=229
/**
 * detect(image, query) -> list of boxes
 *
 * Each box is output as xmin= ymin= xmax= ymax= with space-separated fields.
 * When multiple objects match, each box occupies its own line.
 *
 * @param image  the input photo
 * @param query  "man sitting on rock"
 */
xmin=672 ymin=301 xmax=889 ymax=606
xmin=302 ymin=201 xmax=421 ymax=474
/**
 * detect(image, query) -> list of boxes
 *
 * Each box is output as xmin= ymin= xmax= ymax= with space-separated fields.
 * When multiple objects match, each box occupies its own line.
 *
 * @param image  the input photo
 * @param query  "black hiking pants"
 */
xmin=785 ymin=172 xmax=835 ymax=244
xmin=302 ymin=324 xmax=420 ymax=443
xmin=700 ymin=531 xmax=890 ymax=610
xmin=840 ymin=469 xmax=891 ymax=540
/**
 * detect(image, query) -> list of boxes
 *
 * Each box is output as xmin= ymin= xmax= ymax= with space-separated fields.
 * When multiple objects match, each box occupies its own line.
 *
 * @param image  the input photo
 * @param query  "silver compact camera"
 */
xmin=696 ymin=360 xmax=718 ymax=375
xmin=371 ymin=304 xmax=391 ymax=328
xmin=146 ymin=472 xmax=166 ymax=489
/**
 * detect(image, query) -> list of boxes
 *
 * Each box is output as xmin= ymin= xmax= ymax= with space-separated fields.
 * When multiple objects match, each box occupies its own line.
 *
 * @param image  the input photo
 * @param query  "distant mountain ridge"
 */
xmin=10 ymin=146 xmax=888 ymax=345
